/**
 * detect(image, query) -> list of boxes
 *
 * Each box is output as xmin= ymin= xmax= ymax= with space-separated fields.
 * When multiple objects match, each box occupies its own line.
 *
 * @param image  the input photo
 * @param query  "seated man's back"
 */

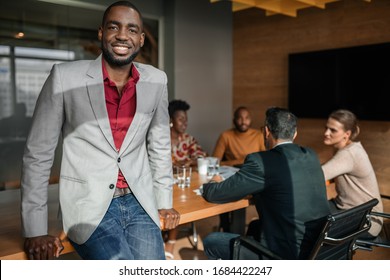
xmin=202 ymin=107 xmax=330 ymax=259
xmin=250 ymin=145 xmax=330 ymax=258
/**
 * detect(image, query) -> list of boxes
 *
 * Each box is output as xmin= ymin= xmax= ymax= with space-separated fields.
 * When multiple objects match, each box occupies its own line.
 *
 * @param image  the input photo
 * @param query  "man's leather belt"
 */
xmin=113 ymin=187 xmax=132 ymax=198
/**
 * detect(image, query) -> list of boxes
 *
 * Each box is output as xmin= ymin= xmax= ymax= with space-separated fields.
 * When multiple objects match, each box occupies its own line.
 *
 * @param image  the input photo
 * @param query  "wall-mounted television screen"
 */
xmin=288 ymin=42 xmax=390 ymax=121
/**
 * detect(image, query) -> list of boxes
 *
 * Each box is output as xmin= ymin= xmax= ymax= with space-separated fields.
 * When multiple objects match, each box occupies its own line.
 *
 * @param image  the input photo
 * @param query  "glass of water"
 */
xmin=207 ymin=157 xmax=220 ymax=179
xmin=176 ymin=166 xmax=192 ymax=188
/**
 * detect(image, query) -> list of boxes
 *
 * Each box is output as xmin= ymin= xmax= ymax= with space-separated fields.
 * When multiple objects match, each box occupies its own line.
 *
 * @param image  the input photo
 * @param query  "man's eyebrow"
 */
xmin=127 ymin=23 xmax=141 ymax=30
xmin=106 ymin=20 xmax=141 ymax=29
xmin=106 ymin=20 xmax=120 ymax=26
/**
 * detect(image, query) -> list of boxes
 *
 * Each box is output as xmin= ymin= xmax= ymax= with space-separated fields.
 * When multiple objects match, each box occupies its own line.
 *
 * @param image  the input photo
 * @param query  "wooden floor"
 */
xmin=59 ymin=203 xmax=390 ymax=260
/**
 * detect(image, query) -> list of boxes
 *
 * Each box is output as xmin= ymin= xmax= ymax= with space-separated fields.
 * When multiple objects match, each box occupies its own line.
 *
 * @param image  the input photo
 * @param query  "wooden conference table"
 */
xmin=0 ymin=171 xmax=249 ymax=260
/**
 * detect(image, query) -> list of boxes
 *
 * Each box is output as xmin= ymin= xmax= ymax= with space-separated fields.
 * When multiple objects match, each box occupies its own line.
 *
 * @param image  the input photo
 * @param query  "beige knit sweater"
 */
xmin=322 ymin=141 xmax=383 ymax=236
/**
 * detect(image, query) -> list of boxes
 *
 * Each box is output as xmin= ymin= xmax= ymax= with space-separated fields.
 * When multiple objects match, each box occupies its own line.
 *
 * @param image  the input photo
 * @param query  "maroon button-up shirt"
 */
xmin=103 ymin=61 xmax=139 ymax=188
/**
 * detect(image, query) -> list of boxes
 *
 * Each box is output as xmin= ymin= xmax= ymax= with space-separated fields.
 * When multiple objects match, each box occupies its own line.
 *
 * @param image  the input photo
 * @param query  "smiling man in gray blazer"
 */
xmin=21 ymin=1 xmax=180 ymax=260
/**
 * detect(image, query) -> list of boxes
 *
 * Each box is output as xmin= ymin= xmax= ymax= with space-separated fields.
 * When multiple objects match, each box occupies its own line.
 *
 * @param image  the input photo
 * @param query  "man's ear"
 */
xmin=264 ymin=126 xmax=270 ymax=137
xmin=98 ymin=27 xmax=103 ymax=41
xmin=293 ymin=130 xmax=298 ymax=140
xmin=140 ymin=32 xmax=145 ymax=47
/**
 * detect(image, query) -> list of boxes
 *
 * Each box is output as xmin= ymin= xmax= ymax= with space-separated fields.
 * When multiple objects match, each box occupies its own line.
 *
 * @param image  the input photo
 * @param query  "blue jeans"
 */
xmin=203 ymin=232 xmax=240 ymax=260
xmin=70 ymin=193 xmax=165 ymax=260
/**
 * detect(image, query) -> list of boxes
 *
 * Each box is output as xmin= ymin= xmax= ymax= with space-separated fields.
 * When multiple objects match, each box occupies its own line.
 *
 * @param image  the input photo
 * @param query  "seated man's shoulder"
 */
xmin=220 ymin=128 xmax=236 ymax=137
xmin=249 ymin=127 xmax=263 ymax=135
xmin=242 ymin=128 xmax=263 ymax=139
xmin=299 ymin=145 xmax=316 ymax=154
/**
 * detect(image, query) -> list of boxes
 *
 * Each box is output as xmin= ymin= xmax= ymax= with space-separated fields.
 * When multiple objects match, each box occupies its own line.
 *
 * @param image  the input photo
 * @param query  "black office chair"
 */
xmin=233 ymin=198 xmax=379 ymax=260
xmin=355 ymin=195 xmax=390 ymax=251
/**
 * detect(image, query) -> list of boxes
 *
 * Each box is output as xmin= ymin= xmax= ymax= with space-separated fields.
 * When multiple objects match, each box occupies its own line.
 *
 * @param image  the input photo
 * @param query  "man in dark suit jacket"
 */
xmin=201 ymin=107 xmax=330 ymax=259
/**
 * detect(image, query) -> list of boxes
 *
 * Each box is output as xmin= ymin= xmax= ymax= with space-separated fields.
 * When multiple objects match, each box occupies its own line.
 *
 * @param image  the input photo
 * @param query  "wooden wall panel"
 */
xmin=233 ymin=0 xmax=390 ymax=196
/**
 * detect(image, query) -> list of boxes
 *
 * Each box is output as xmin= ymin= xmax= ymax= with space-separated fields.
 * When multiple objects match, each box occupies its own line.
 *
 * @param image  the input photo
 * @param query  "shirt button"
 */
xmin=109 ymin=184 xmax=115 ymax=189
xmin=117 ymin=158 xmax=121 ymax=163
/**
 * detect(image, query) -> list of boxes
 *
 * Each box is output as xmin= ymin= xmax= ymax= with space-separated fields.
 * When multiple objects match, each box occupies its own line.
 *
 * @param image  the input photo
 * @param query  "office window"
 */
xmin=0 ymin=45 xmax=10 ymax=55
xmin=0 ymin=46 xmax=74 ymax=119
xmin=0 ymin=57 xmax=11 ymax=119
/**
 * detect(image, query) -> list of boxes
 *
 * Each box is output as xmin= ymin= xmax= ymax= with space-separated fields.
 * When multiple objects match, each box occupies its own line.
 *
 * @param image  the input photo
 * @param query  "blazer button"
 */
xmin=117 ymin=158 xmax=121 ymax=163
xmin=109 ymin=184 xmax=115 ymax=189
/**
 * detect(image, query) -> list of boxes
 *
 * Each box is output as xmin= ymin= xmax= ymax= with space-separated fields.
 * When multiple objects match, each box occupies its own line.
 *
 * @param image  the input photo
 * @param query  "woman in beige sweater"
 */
xmin=321 ymin=109 xmax=383 ymax=237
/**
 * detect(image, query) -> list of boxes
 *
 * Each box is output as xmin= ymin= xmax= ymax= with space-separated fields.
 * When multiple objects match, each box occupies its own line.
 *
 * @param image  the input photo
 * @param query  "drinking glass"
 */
xmin=197 ymin=157 xmax=208 ymax=175
xmin=207 ymin=157 xmax=220 ymax=179
xmin=176 ymin=166 xmax=192 ymax=188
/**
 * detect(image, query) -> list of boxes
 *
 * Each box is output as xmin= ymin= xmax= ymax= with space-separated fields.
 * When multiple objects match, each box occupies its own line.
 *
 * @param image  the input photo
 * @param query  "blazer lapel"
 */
xmin=119 ymin=64 xmax=149 ymax=155
xmin=119 ymin=82 xmax=145 ymax=155
xmin=86 ymin=55 xmax=117 ymax=152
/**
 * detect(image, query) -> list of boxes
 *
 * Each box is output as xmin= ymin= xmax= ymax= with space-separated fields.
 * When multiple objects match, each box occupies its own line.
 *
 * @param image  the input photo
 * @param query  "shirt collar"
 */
xmin=273 ymin=141 xmax=293 ymax=148
xmin=102 ymin=60 xmax=140 ymax=85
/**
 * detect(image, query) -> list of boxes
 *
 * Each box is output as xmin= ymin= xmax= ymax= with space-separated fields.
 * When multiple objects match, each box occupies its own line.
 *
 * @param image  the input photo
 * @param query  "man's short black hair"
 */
xmin=233 ymin=106 xmax=249 ymax=120
xmin=102 ymin=1 xmax=143 ymax=29
xmin=265 ymin=107 xmax=297 ymax=140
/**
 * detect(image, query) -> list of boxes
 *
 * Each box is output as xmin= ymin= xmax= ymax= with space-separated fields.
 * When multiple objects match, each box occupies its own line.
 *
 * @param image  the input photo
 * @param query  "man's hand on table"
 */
xmin=159 ymin=208 xmax=180 ymax=230
xmin=24 ymin=235 xmax=64 ymax=260
xmin=209 ymin=174 xmax=224 ymax=183
xmin=199 ymin=174 xmax=224 ymax=195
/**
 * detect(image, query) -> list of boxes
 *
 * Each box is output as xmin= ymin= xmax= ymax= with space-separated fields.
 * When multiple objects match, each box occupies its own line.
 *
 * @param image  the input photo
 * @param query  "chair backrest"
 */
xmin=308 ymin=198 xmax=378 ymax=260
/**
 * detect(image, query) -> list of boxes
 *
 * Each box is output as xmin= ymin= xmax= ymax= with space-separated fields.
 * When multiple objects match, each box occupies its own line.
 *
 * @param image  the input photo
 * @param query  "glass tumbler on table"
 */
xmin=176 ymin=166 xmax=192 ymax=188
xmin=197 ymin=157 xmax=208 ymax=175
xmin=207 ymin=157 xmax=220 ymax=179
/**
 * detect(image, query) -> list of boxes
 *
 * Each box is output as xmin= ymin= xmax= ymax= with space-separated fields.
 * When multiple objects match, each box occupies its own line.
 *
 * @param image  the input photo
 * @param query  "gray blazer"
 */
xmin=21 ymin=55 xmax=173 ymax=244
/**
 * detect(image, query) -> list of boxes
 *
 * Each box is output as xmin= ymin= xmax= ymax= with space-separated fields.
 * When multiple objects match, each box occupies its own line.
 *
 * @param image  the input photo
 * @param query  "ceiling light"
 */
xmin=36 ymin=0 xmax=106 ymax=11
xmin=14 ymin=32 xmax=25 ymax=39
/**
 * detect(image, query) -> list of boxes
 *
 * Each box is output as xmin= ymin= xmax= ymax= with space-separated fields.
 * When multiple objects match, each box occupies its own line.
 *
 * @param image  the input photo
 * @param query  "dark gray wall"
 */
xmin=134 ymin=0 xmax=233 ymax=153
xmin=167 ymin=0 xmax=233 ymax=154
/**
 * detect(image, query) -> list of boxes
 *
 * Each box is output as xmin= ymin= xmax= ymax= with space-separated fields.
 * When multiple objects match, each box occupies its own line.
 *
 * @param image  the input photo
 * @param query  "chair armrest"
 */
xmin=371 ymin=212 xmax=390 ymax=219
xmin=324 ymin=220 xmax=371 ymax=245
xmin=233 ymin=236 xmax=283 ymax=260
xmin=380 ymin=194 xmax=390 ymax=200
xmin=355 ymin=209 xmax=390 ymax=250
